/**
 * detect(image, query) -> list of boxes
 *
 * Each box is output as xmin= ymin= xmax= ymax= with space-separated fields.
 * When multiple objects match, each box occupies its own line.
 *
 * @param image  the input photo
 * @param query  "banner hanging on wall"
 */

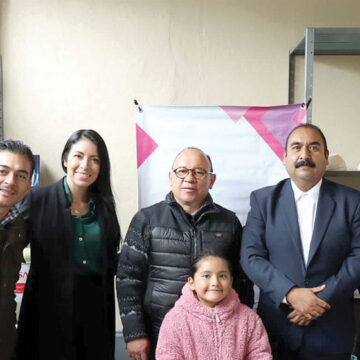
xmin=136 ymin=103 xmax=306 ymax=224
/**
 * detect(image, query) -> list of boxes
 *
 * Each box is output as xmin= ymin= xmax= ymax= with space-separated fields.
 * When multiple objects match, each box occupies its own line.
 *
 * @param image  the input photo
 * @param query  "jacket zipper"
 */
xmin=214 ymin=313 xmax=220 ymax=360
xmin=190 ymin=227 xmax=196 ymax=263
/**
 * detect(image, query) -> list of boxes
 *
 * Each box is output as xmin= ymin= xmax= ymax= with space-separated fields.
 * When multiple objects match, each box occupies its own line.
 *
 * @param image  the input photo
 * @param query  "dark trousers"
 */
xmin=273 ymin=345 xmax=351 ymax=360
xmin=0 ymin=322 xmax=17 ymax=360
xmin=72 ymin=274 xmax=108 ymax=360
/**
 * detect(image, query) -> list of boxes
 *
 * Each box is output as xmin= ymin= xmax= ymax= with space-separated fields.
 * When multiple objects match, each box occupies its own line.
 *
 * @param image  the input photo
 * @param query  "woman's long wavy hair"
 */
xmin=61 ymin=129 xmax=116 ymax=214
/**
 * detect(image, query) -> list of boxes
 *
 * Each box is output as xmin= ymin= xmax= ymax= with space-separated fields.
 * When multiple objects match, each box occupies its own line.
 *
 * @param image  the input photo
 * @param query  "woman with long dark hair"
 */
xmin=17 ymin=129 xmax=121 ymax=360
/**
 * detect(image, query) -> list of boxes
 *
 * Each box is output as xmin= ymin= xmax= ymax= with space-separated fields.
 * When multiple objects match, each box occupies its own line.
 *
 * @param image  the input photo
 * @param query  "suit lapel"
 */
xmin=278 ymin=180 xmax=306 ymax=275
xmin=307 ymin=180 xmax=335 ymax=267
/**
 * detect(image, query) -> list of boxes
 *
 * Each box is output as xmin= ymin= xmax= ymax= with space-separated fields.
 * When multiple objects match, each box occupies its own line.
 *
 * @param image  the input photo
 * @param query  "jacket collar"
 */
xmin=0 ymin=214 xmax=26 ymax=252
xmin=166 ymin=191 xmax=213 ymax=205
xmin=165 ymin=191 xmax=219 ymax=223
xmin=55 ymin=177 xmax=70 ymax=209
xmin=279 ymin=178 xmax=335 ymax=269
xmin=176 ymin=283 xmax=240 ymax=322
xmin=307 ymin=178 xmax=335 ymax=266
xmin=291 ymin=178 xmax=322 ymax=203
xmin=0 ymin=206 xmax=20 ymax=227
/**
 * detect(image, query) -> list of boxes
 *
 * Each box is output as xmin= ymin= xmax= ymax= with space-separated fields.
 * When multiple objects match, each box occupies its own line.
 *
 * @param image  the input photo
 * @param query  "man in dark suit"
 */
xmin=241 ymin=124 xmax=360 ymax=360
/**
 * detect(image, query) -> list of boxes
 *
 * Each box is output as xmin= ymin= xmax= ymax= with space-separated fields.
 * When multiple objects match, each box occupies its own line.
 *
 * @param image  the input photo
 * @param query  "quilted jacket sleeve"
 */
xmin=233 ymin=216 xmax=254 ymax=308
xmin=116 ymin=210 xmax=150 ymax=342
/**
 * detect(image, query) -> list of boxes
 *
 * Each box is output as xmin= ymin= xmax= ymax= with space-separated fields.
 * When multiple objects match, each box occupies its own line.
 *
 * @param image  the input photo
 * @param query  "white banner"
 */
xmin=136 ymin=104 xmax=306 ymax=224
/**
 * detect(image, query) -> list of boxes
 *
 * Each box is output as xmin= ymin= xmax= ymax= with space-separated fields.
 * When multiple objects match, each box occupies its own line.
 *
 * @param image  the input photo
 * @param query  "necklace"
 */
xmin=71 ymin=202 xmax=88 ymax=216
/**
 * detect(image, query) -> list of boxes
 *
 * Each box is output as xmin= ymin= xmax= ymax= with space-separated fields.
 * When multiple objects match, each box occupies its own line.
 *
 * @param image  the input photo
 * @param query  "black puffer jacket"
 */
xmin=117 ymin=192 xmax=253 ymax=345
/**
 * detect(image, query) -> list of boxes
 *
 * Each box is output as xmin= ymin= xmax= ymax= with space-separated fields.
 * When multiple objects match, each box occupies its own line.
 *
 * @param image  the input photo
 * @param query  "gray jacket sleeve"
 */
xmin=116 ymin=210 xmax=150 ymax=342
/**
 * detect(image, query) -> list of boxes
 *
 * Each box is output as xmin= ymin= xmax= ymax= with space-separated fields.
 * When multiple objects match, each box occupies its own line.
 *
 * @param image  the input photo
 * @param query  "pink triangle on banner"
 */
xmin=293 ymin=106 xmax=306 ymax=124
xmin=220 ymin=106 xmax=250 ymax=123
xmin=220 ymin=104 xmax=306 ymax=160
xmin=243 ymin=105 xmax=306 ymax=160
xmin=136 ymin=124 xmax=158 ymax=168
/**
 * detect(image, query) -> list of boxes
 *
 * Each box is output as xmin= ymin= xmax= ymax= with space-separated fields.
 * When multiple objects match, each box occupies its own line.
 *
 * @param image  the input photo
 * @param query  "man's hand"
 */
xmin=286 ymin=285 xmax=330 ymax=321
xmin=127 ymin=338 xmax=150 ymax=360
xmin=287 ymin=309 xmax=313 ymax=326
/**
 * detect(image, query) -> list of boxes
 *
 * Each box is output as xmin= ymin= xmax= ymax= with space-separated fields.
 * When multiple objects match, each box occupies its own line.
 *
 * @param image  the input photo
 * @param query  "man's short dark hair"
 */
xmin=285 ymin=124 xmax=328 ymax=154
xmin=0 ymin=139 xmax=35 ymax=176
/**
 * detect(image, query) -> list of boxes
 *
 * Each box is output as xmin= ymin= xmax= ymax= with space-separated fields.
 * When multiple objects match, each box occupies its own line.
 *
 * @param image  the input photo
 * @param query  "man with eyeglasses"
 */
xmin=117 ymin=147 xmax=253 ymax=360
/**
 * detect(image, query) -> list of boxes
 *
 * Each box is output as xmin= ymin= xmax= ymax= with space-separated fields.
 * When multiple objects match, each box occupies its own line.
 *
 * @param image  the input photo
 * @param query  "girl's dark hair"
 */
xmin=61 ymin=129 xmax=116 ymax=214
xmin=190 ymin=251 xmax=233 ymax=277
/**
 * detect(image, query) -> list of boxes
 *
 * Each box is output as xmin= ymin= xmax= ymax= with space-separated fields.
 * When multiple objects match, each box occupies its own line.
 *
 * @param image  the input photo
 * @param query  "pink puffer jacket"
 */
xmin=156 ymin=283 xmax=272 ymax=360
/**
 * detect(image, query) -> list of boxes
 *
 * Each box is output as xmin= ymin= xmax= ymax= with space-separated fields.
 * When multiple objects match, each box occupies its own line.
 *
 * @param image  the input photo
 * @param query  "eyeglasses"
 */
xmin=173 ymin=167 xmax=212 ymax=180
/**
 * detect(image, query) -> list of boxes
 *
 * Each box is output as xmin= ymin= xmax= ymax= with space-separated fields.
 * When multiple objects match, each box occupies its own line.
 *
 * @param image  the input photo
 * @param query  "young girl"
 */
xmin=156 ymin=253 xmax=272 ymax=360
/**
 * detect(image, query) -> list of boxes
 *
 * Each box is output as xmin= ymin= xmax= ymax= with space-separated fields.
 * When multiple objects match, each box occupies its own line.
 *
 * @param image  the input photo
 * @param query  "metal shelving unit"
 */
xmin=288 ymin=28 xmax=360 ymax=178
xmin=288 ymin=27 xmax=360 ymax=123
xmin=326 ymin=171 xmax=360 ymax=177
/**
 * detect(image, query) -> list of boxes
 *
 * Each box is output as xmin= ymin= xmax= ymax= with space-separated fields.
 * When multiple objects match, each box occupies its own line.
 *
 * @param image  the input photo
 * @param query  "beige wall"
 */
xmin=1 ymin=0 xmax=360 ymax=329
xmin=1 ymin=0 xmax=360 ymax=228
xmin=295 ymin=55 xmax=360 ymax=170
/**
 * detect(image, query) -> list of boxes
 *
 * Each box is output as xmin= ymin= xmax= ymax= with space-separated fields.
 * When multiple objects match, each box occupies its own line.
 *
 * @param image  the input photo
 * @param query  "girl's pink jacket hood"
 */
xmin=156 ymin=283 xmax=272 ymax=360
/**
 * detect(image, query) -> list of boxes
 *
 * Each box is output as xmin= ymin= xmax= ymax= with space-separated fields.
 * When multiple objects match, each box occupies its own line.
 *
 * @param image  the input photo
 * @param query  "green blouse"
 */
xmin=63 ymin=177 xmax=103 ymax=274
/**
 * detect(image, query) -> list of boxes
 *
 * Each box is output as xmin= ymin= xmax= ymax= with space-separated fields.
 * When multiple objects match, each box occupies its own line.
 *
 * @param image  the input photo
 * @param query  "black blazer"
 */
xmin=17 ymin=179 xmax=120 ymax=360
xmin=241 ymin=178 xmax=360 ymax=355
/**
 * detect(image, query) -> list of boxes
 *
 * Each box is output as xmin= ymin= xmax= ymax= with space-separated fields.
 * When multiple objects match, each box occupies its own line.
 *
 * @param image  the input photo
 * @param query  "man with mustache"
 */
xmin=0 ymin=139 xmax=34 ymax=360
xmin=117 ymin=147 xmax=253 ymax=360
xmin=241 ymin=124 xmax=360 ymax=360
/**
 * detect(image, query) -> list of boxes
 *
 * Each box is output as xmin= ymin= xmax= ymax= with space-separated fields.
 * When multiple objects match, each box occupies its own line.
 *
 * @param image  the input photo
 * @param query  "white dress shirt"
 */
xmin=283 ymin=179 xmax=323 ymax=304
xmin=291 ymin=179 xmax=322 ymax=267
